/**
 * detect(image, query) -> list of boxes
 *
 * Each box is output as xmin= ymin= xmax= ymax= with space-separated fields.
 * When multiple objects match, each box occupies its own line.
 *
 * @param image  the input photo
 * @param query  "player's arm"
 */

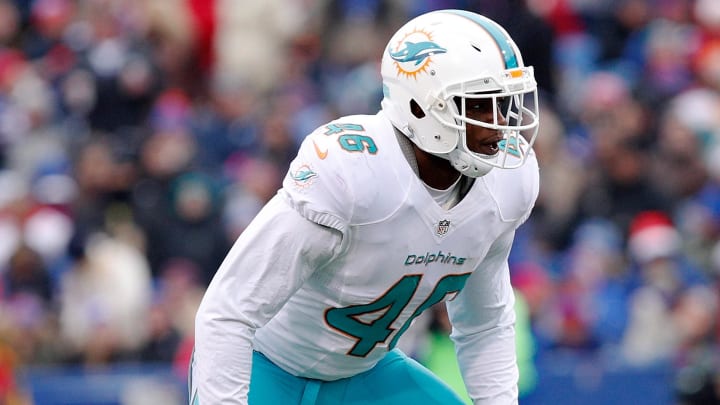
xmin=445 ymin=229 xmax=519 ymax=405
xmin=192 ymin=195 xmax=342 ymax=404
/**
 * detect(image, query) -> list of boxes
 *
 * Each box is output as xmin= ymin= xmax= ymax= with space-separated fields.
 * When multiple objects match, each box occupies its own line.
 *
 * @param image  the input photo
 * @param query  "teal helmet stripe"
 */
xmin=441 ymin=9 xmax=519 ymax=69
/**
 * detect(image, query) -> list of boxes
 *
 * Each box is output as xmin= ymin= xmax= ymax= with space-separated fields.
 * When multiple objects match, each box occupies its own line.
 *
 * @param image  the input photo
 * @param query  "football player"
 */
xmin=191 ymin=9 xmax=540 ymax=405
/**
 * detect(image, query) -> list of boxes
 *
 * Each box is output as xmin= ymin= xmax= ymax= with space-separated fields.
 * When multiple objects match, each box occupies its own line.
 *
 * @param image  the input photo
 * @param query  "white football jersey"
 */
xmin=193 ymin=110 xmax=539 ymax=404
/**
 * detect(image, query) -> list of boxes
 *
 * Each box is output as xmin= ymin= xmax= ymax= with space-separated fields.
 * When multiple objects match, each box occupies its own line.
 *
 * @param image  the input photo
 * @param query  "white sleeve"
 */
xmin=446 ymin=230 xmax=519 ymax=405
xmin=192 ymin=194 xmax=342 ymax=404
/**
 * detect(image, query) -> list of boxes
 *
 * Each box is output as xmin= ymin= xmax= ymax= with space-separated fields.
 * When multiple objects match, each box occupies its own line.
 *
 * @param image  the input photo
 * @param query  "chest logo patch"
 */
xmin=436 ymin=219 xmax=451 ymax=236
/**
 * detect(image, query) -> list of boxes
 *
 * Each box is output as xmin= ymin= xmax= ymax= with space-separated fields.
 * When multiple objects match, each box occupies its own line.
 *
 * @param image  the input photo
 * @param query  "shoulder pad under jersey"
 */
xmin=481 ymin=150 xmax=539 ymax=224
xmin=282 ymin=112 xmax=411 ymax=232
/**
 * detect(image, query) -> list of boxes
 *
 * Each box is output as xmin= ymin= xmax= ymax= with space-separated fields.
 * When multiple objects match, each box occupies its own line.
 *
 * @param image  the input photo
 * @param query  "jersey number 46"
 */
xmin=324 ymin=273 xmax=471 ymax=357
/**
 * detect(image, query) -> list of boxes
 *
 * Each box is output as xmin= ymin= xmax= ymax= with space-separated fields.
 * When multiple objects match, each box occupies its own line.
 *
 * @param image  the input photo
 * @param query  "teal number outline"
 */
xmin=322 ymin=123 xmax=378 ymax=155
xmin=388 ymin=273 xmax=471 ymax=349
xmin=338 ymin=134 xmax=378 ymax=154
xmin=324 ymin=272 xmax=472 ymax=357
xmin=325 ymin=275 xmax=421 ymax=357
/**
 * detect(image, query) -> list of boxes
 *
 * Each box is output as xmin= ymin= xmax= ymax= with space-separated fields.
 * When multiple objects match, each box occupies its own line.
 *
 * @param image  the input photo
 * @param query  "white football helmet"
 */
xmin=381 ymin=10 xmax=539 ymax=177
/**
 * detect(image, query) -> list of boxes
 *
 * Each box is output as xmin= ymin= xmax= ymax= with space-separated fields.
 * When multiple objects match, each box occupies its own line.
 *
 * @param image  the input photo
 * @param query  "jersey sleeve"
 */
xmin=445 ymin=229 xmax=519 ymax=405
xmin=192 ymin=195 xmax=342 ymax=404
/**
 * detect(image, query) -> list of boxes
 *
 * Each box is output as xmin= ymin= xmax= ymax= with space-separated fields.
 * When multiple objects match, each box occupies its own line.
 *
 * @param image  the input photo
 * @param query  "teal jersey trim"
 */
xmin=442 ymin=10 xmax=519 ymax=69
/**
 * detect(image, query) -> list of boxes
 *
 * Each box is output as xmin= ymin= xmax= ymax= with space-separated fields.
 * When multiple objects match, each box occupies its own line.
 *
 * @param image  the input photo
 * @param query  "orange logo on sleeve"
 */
xmin=313 ymin=139 xmax=328 ymax=160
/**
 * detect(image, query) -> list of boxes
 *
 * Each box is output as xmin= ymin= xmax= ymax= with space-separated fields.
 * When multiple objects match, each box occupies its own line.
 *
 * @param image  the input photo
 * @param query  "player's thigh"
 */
xmin=343 ymin=349 xmax=466 ymax=405
xmin=249 ymin=351 xmax=305 ymax=404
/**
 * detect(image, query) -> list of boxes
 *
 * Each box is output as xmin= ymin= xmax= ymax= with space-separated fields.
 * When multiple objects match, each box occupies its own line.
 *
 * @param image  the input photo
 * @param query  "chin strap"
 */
xmin=447 ymin=148 xmax=495 ymax=178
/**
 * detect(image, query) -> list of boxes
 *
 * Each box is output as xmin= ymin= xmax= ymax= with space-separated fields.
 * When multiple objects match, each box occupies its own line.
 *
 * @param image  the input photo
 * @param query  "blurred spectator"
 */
xmin=674 ymin=285 xmax=720 ymax=405
xmin=71 ymin=137 xmax=138 ymax=242
xmin=0 ymin=0 xmax=21 ymax=47
xmin=3 ymin=244 xmax=52 ymax=305
xmin=526 ymin=102 xmax=585 ymax=251
xmin=139 ymin=304 xmax=183 ymax=364
xmin=477 ymin=0 xmax=557 ymax=96
xmin=693 ymin=0 xmax=720 ymax=94
xmin=131 ymin=127 xmax=198 ymax=277
xmin=651 ymin=89 xmax=718 ymax=202
xmin=151 ymin=172 xmax=229 ymax=285
xmin=562 ymin=72 xmax=669 ymax=242
xmin=21 ymin=0 xmax=75 ymax=59
xmin=139 ymin=258 xmax=204 ymax=371
xmin=221 ymin=155 xmax=282 ymax=239
xmin=621 ymin=211 xmax=709 ymax=366
xmin=213 ymin=0 xmax=309 ymax=95
xmin=141 ymin=0 xmax=207 ymax=91
xmin=530 ymin=219 xmax=629 ymax=352
xmin=58 ymin=231 xmax=152 ymax=364
xmin=632 ymin=15 xmax=700 ymax=110
xmin=0 ymin=338 xmax=32 ymax=405
xmin=190 ymin=73 xmax=260 ymax=175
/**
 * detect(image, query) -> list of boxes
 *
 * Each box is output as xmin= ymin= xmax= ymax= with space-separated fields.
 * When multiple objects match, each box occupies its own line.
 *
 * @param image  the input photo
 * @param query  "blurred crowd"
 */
xmin=1 ymin=0 xmax=720 ymax=403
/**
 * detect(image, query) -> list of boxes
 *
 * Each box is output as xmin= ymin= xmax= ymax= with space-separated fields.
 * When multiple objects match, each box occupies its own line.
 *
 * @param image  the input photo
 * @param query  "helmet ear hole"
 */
xmin=409 ymin=99 xmax=425 ymax=118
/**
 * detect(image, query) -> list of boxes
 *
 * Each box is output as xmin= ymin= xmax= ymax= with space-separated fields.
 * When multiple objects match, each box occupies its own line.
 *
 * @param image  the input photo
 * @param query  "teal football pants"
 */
xmin=249 ymin=349 xmax=466 ymax=405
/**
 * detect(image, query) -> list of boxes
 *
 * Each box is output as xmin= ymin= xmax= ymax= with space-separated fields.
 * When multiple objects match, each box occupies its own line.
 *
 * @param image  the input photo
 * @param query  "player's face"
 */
xmin=463 ymin=97 xmax=507 ymax=156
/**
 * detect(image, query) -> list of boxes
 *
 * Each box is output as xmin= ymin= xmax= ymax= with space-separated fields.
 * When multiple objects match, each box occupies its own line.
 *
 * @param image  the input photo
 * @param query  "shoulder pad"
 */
xmin=283 ymin=113 xmax=411 ymax=229
xmin=482 ymin=151 xmax=539 ymax=223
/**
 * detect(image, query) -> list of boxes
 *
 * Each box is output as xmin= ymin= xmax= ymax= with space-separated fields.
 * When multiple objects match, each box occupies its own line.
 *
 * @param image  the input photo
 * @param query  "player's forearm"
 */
xmin=191 ymin=195 xmax=342 ymax=404
xmin=193 ymin=309 xmax=255 ymax=404
xmin=453 ymin=322 xmax=519 ymax=404
xmin=448 ymin=229 xmax=519 ymax=404
xmin=451 ymin=290 xmax=519 ymax=404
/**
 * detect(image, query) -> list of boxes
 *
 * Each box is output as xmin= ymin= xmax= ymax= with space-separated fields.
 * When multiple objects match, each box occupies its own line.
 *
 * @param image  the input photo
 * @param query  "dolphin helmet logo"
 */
xmin=390 ymin=41 xmax=447 ymax=65
xmin=389 ymin=28 xmax=446 ymax=79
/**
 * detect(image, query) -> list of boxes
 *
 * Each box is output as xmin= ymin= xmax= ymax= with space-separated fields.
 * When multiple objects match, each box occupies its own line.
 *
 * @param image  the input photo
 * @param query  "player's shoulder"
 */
xmin=284 ymin=112 xmax=411 ymax=226
xmin=306 ymin=113 xmax=392 ymax=162
xmin=292 ymin=112 xmax=399 ymax=177
xmin=481 ymin=150 xmax=539 ymax=223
